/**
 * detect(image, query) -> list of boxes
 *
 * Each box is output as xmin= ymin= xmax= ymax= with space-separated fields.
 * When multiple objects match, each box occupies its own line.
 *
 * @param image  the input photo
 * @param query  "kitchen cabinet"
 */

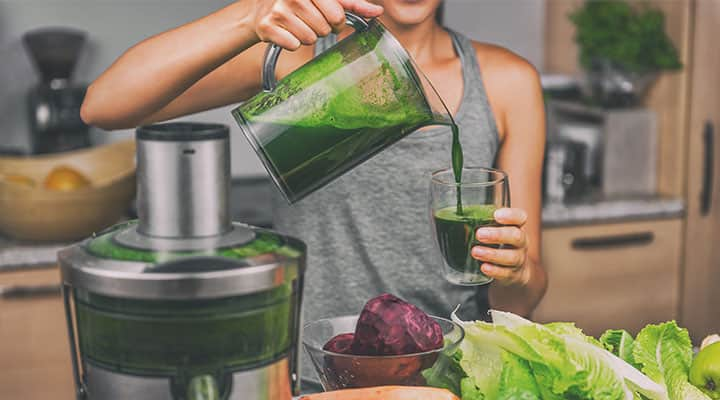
xmin=534 ymin=219 xmax=683 ymax=336
xmin=0 ymin=266 xmax=74 ymax=400
xmin=542 ymin=0 xmax=719 ymax=341
xmin=680 ymin=0 xmax=720 ymax=340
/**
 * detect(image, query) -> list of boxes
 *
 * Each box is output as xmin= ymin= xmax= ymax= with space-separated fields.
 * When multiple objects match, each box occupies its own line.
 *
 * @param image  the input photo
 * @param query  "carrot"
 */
xmin=299 ymin=386 xmax=460 ymax=400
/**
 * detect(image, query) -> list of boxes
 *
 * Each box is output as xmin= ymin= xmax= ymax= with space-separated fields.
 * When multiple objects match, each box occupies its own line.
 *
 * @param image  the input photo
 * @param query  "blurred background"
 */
xmin=0 ymin=0 xmax=718 ymax=398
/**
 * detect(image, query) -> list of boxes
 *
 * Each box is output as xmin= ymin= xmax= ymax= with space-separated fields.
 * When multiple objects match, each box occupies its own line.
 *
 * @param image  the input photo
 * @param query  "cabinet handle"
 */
xmin=0 ymin=284 xmax=61 ymax=299
xmin=701 ymin=121 xmax=715 ymax=216
xmin=571 ymin=232 xmax=654 ymax=250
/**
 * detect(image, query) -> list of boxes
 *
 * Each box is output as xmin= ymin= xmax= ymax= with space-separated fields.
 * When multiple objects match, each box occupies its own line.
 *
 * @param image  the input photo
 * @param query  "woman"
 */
xmin=81 ymin=0 xmax=546 ymax=326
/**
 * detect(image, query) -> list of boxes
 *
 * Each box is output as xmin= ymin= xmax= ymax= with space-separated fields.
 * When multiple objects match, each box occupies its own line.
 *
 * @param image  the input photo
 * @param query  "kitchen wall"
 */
xmin=444 ymin=0 xmax=545 ymax=69
xmin=0 ymin=0 xmax=545 ymax=177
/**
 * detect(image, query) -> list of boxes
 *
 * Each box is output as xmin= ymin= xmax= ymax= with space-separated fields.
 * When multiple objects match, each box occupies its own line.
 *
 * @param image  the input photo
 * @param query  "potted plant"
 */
xmin=570 ymin=0 xmax=682 ymax=107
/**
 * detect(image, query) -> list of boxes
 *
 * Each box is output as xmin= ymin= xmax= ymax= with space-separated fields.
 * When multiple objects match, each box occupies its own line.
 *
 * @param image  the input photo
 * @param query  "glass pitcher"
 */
xmin=233 ymin=13 xmax=453 ymax=203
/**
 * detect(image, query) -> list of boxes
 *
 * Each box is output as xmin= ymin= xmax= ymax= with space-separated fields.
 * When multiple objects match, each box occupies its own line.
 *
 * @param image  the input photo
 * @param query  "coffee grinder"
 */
xmin=23 ymin=27 xmax=90 ymax=154
xmin=59 ymin=123 xmax=305 ymax=400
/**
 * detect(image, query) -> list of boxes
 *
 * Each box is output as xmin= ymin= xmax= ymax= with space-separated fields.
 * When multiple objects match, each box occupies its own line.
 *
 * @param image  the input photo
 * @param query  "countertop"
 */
xmin=542 ymin=196 xmax=685 ymax=228
xmin=0 ymin=177 xmax=685 ymax=270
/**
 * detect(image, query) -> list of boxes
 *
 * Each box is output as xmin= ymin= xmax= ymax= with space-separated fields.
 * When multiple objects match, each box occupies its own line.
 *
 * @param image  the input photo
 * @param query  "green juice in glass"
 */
xmin=433 ymin=204 xmax=497 ymax=276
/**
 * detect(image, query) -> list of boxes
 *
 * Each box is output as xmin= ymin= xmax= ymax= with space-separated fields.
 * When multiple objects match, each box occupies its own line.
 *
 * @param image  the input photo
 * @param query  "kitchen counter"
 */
xmin=542 ymin=196 xmax=685 ymax=228
xmin=0 ymin=236 xmax=70 ymax=272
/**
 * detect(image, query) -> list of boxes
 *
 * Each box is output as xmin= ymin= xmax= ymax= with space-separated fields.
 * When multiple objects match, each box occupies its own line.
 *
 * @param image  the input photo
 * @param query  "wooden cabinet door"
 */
xmin=0 ymin=266 xmax=75 ymax=400
xmin=535 ymin=219 xmax=683 ymax=337
xmin=681 ymin=0 xmax=720 ymax=341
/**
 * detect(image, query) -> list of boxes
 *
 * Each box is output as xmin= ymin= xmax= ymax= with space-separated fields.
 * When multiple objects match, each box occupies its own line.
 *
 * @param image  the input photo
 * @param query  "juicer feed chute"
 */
xmin=59 ymin=123 xmax=306 ymax=400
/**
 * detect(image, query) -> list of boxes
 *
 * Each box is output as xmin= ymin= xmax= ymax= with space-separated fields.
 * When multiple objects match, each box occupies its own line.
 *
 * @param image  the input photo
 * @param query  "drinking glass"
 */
xmin=429 ymin=167 xmax=510 ymax=285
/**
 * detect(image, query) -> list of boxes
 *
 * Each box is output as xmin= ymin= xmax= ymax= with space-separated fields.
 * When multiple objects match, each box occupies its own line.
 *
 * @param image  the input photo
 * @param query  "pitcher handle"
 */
xmin=262 ymin=12 xmax=370 ymax=92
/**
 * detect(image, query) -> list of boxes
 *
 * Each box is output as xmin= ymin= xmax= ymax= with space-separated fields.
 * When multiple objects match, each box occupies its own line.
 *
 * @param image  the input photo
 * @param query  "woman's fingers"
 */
xmin=254 ymin=0 xmax=382 ymax=49
xmin=480 ymin=263 xmax=527 ymax=286
xmin=311 ymin=0 xmax=348 ymax=31
xmin=337 ymin=0 xmax=384 ymax=18
xmin=472 ymin=246 xmax=526 ymax=267
xmin=297 ymin=0 xmax=333 ymax=36
xmin=278 ymin=12 xmax=321 ymax=45
xmin=476 ymin=226 xmax=527 ymax=248
xmin=494 ymin=208 xmax=527 ymax=227
xmin=256 ymin=21 xmax=302 ymax=50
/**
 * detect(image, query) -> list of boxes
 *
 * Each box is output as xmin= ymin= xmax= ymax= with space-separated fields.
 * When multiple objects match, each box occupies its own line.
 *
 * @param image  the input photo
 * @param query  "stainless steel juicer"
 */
xmin=59 ymin=123 xmax=305 ymax=400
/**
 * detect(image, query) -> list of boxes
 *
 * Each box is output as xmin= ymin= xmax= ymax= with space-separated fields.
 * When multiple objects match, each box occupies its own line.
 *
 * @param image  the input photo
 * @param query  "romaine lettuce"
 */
xmin=633 ymin=322 xmax=711 ymax=400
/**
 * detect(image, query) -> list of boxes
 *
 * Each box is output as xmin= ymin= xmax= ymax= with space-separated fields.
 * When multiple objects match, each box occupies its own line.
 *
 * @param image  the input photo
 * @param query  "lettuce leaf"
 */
xmin=460 ymin=377 xmax=485 ymax=400
xmin=422 ymin=347 xmax=466 ymax=396
xmin=449 ymin=311 xmax=668 ymax=400
xmin=496 ymin=351 xmax=541 ymax=399
xmin=491 ymin=310 xmax=667 ymax=400
xmin=601 ymin=329 xmax=637 ymax=367
xmin=633 ymin=322 xmax=711 ymax=400
xmin=454 ymin=325 xmax=541 ymax=400
xmin=424 ymin=309 xmax=674 ymax=400
xmin=457 ymin=329 xmax=503 ymax=398
xmin=546 ymin=321 xmax=605 ymax=348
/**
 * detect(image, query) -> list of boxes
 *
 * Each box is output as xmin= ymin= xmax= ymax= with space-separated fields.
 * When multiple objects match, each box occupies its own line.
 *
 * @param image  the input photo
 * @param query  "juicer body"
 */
xmin=59 ymin=244 xmax=305 ymax=400
xmin=58 ymin=123 xmax=306 ymax=400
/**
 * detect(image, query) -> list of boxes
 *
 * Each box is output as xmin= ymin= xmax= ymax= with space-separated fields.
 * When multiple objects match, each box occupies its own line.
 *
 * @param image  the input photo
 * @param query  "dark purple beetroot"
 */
xmin=323 ymin=333 xmax=355 ymax=354
xmin=350 ymin=293 xmax=443 ymax=356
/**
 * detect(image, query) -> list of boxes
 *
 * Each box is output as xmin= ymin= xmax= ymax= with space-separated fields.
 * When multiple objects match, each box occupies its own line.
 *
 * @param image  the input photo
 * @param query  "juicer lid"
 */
xmin=59 ymin=221 xmax=305 ymax=300
xmin=58 ymin=122 xmax=306 ymax=300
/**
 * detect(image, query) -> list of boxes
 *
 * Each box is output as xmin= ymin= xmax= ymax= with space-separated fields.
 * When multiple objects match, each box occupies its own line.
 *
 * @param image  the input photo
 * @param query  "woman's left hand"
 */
xmin=471 ymin=207 xmax=530 ymax=286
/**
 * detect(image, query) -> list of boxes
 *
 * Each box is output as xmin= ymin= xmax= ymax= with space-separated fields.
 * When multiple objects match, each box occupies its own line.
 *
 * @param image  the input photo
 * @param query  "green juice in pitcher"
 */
xmin=233 ymin=17 xmax=462 ymax=203
xmin=433 ymin=204 xmax=497 ymax=274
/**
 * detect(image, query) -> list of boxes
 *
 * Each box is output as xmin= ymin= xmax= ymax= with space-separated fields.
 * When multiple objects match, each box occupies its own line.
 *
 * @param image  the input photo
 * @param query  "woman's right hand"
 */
xmin=251 ymin=0 xmax=383 ymax=50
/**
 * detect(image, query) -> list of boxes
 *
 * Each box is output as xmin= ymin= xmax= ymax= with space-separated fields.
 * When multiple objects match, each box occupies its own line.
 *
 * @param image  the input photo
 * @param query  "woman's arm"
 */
xmin=470 ymin=45 xmax=548 ymax=317
xmin=81 ymin=0 xmax=383 ymax=130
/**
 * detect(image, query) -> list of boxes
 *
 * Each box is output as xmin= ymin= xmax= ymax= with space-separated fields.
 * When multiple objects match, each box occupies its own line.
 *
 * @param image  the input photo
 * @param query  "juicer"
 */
xmin=59 ymin=123 xmax=306 ymax=400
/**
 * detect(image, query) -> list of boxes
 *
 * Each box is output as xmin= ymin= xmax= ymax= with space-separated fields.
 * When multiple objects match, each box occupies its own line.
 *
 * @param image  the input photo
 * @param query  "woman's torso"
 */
xmin=273 ymin=29 xmax=500 ymax=325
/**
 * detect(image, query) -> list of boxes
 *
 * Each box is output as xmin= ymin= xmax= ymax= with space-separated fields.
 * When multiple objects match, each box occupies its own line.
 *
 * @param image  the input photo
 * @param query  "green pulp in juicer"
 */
xmin=434 ymin=204 xmax=497 ymax=274
xmin=86 ymin=221 xmax=303 ymax=263
xmin=74 ymin=284 xmax=295 ymax=374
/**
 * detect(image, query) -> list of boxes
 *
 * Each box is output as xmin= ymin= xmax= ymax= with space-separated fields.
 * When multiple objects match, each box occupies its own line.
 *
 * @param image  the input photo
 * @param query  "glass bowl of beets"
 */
xmin=302 ymin=294 xmax=465 ymax=391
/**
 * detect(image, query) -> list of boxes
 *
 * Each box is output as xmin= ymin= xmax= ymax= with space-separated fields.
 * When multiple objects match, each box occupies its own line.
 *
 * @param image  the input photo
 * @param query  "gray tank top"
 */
xmin=274 ymin=29 xmax=499 ymax=333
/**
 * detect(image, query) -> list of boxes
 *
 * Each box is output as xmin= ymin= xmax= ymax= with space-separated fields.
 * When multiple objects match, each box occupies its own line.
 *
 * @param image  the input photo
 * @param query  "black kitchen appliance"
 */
xmin=23 ymin=27 xmax=90 ymax=154
xmin=543 ymin=139 xmax=588 ymax=204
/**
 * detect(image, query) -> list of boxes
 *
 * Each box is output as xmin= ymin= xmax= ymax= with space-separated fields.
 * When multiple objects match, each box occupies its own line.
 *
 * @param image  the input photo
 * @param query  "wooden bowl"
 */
xmin=0 ymin=140 xmax=136 ymax=242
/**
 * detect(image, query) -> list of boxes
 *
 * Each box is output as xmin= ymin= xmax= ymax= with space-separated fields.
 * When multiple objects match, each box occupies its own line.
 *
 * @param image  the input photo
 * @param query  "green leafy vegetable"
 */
xmin=423 ymin=309 xmax=669 ymax=400
xmin=601 ymin=329 xmax=637 ymax=367
xmin=422 ymin=348 xmax=466 ymax=396
xmin=424 ymin=310 xmax=713 ymax=400
xmin=496 ymin=351 xmax=541 ymax=400
xmin=489 ymin=310 xmax=666 ymax=400
xmin=633 ymin=322 xmax=712 ymax=400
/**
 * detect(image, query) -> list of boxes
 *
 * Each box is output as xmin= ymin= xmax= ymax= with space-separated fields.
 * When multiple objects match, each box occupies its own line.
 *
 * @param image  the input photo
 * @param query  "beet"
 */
xmin=323 ymin=333 xmax=355 ymax=354
xmin=350 ymin=293 xmax=443 ymax=356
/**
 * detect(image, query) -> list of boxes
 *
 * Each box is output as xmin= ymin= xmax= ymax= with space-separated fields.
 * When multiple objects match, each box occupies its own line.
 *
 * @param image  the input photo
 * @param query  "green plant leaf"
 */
xmin=601 ymin=329 xmax=637 ymax=367
xmin=633 ymin=322 xmax=712 ymax=400
xmin=570 ymin=0 xmax=682 ymax=72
